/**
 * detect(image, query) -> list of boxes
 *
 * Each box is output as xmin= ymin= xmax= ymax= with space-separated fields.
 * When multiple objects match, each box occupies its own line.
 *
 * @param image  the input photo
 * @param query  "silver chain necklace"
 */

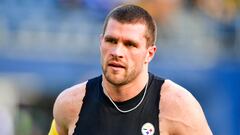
xmin=102 ymin=81 xmax=148 ymax=113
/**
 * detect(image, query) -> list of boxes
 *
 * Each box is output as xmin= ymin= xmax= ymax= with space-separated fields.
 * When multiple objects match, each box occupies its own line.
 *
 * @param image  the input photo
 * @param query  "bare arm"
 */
xmin=160 ymin=80 xmax=212 ymax=135
xmin=53 ymin=82 xmax=87 ymax=135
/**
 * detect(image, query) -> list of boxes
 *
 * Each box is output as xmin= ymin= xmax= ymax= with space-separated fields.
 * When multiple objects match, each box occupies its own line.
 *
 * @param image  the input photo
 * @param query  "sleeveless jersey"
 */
xmin=73 ymin=73 xmax=164 ymax=135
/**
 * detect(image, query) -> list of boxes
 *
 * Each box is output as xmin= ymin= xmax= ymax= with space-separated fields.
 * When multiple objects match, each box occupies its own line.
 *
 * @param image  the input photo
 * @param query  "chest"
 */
xmin=73 ymin=97 xmax=160 ymax=135
xmin=72 ymin=75 xmax=164 ymax=135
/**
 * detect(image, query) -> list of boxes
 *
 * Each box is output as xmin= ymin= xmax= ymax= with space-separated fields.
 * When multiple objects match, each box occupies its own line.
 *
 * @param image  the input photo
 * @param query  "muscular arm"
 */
xmin=159 ymin=80 xmax=212 ymax=135
xmin=52 ymin=82 xmax=87 ymax=135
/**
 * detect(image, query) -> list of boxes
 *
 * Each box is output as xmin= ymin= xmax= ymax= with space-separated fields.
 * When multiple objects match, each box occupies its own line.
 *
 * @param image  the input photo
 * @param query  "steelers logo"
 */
xmin=141 ymin=122 xmax=155 ymax=135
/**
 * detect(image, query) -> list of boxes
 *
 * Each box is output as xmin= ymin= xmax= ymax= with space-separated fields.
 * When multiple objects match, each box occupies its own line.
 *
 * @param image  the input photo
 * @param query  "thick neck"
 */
xmin=102 ymin=71 xmax=149 ymax=102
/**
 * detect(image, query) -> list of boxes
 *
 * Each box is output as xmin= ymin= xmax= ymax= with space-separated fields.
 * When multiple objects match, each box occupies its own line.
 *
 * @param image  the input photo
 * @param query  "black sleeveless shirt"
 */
xmin=73 ymin=73 xmax=164 ymax=135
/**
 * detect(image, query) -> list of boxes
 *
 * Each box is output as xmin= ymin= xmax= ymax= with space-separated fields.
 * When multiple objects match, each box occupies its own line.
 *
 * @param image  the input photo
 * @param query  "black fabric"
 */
xmin=73 ymin=72 xmax=164 ymax=135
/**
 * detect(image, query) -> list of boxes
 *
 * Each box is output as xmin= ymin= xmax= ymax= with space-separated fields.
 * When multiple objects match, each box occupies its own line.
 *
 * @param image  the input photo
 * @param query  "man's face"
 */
xmin=100 ymin=18 xmax=155 ymax=85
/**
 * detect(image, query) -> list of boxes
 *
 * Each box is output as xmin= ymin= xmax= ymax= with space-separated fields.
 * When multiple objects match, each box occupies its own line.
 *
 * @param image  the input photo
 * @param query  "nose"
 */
xmin=110 ymin=44 xmax=124 ymax=59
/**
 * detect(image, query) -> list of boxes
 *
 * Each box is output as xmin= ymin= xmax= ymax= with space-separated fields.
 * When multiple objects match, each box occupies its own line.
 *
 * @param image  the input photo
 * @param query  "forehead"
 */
xmin=104 ymin=19 xmax=147 ymax=43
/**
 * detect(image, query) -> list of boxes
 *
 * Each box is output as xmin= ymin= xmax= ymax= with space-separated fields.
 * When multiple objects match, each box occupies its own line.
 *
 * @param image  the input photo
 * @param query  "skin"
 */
xmin=100 ymin=19 xmax=156 ymax=101
xmin=52 ymin=18 xmax=213 ymax=135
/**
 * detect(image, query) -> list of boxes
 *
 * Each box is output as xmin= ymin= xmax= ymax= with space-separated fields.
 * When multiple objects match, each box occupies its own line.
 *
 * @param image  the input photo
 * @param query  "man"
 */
xmin=49 ymin=4 xmax=213 ymax=135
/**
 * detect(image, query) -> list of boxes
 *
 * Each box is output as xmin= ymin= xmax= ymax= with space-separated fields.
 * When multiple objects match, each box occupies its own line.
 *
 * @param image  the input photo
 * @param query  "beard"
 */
xmin=101 ymin=61 xmax=140 ymax=86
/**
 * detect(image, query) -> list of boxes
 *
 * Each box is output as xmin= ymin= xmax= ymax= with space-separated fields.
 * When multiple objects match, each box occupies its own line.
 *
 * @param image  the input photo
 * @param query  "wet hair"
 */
xmin=102 ymin=4 xmax=157 ymax=47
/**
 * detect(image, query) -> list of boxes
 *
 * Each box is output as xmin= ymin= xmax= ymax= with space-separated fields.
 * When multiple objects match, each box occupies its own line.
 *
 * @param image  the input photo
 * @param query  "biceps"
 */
xmin=54 ymin=118 xmax=68 ymax=135
xmin=160 ymin=116 xmax=198 ymax=135
xmin=172 ymin=120 xmax=212 ymax=135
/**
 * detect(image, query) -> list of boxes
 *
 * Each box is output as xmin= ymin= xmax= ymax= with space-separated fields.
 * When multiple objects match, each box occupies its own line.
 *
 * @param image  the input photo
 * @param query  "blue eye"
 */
xmin=105 ymin=38 xmax=117 ymax=44
xmin=124 ymin=41 xmax=136 ymax=47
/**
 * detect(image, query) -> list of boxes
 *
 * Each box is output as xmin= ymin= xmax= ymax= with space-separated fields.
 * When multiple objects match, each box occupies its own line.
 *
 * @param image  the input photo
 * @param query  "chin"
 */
xmin=105 ymin=73 xmax=127 ymax=85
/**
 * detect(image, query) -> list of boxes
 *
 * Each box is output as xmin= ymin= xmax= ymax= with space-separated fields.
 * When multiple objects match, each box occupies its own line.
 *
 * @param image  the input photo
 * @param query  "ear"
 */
xmin=99 ymin=34 xmax=103 ymax=54
xmin=99 ymin=34 xmax=104 ymax=44
xmin=145 ymin=45 xmax=157 ymax=63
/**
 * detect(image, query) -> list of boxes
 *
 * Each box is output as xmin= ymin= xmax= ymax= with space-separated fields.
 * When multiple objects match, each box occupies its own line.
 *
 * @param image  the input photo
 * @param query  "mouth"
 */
xmin=108 ymin=62 xmax=125 ymax=69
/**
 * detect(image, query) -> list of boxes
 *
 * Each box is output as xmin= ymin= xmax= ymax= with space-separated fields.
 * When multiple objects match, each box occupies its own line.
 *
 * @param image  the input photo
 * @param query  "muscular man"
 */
xmin=49 ymin=4 xmax=212 ymax=135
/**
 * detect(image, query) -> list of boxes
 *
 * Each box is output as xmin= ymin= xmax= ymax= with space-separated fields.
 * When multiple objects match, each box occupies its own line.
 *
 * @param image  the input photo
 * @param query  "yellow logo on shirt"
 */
xmin=141 ymin=122 xmax=155 ymax=135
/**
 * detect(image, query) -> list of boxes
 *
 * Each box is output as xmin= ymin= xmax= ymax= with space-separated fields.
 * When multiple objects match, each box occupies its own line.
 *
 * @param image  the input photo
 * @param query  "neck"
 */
xmin=102 ymin=72 xmax=149 ymax=102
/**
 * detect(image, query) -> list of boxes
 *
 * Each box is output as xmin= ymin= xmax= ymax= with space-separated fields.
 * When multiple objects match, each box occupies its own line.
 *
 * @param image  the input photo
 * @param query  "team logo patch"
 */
xmin=141 ymin=122 xmax=155 ymax=135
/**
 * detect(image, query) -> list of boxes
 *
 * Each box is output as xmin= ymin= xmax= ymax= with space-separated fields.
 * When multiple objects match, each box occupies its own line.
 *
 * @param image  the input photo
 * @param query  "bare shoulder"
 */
xmin=53 ymin=81 xmax=87 ymax=134
xmin=160 ymin=80 xmax=212 ymax=135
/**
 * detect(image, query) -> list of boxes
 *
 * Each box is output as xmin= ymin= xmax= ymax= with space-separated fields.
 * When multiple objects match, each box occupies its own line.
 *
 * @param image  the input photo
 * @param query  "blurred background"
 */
xmin=0 ymin=0 xmax=239 ymax=134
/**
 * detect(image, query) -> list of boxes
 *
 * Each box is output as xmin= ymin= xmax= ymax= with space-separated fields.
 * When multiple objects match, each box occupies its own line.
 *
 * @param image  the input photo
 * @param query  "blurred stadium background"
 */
xmin=0 ymin=0 xmax=239 ymax=134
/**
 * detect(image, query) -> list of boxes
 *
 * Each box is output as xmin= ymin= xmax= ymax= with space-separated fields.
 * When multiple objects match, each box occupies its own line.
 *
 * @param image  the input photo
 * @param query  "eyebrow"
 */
xmin=104 ymin=35 xmax=117 ymax=40
xmin=104 ymin=35 xmax=138 ymax=45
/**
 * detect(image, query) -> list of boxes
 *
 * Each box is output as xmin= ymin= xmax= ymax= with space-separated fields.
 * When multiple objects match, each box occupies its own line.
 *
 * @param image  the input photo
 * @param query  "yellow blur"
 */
xmin=48 ymin=119 xmax=59 ymax=135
